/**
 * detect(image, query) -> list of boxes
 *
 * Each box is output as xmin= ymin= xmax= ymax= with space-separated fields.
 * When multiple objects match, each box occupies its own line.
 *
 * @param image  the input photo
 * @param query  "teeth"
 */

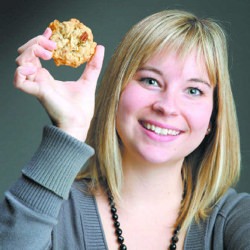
xmin=143 ymin=122 xmax=180 ymax=136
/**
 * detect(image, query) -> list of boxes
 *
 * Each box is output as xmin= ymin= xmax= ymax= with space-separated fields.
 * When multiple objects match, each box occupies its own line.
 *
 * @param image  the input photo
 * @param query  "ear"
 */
xmin=206 ymin=125 xmax=211 ymax=135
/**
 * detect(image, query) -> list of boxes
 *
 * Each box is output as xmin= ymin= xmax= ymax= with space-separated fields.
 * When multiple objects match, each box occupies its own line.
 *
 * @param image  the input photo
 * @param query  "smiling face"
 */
xmin=116 ymin=50 xmax=214 ymax=168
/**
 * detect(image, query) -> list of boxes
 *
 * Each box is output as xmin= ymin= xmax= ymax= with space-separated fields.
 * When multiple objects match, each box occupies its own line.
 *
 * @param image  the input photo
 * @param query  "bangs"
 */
xmin=130 ymin=12 xmax=224 ymax=88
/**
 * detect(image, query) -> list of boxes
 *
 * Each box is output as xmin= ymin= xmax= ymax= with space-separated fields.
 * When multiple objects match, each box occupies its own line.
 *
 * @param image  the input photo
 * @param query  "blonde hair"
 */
xmin=78 ymin=9 xmax=240 ymax=230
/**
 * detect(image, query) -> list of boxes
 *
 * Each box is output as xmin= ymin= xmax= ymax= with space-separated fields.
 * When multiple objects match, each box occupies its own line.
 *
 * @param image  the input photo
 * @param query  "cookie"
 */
xmin=49 ymin=18 xmax=97 ymax=68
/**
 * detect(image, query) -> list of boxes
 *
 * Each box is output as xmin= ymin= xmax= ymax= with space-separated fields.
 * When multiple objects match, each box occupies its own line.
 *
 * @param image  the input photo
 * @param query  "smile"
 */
xmin=141 ymin=122 xmax=181 ymax=136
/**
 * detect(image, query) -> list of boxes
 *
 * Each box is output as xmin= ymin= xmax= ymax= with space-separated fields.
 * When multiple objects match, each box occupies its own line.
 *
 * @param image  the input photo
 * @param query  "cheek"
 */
xmin=116 ymin=84 xmax=151 ymax=142
xmin=116 ymin=86 xmax=137 ymax=133
xmin=188 ymin=105 xmax=213 ymax=132
xmin=116 ymin=84 xmax=147 ymax=122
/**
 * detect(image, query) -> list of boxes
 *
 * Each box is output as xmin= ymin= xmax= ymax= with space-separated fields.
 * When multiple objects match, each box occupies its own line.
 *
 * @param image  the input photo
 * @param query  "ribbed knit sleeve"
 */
xmin=22 ymin=125 xmax=94 ymax=200
xmin=0 ymin=125 xmax=95 ymax=249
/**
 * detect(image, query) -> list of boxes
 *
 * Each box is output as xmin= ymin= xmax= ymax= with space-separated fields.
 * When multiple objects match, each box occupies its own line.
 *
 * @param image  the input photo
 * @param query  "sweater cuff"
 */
xmin=22 ymin=125 xmax=94 ymax=199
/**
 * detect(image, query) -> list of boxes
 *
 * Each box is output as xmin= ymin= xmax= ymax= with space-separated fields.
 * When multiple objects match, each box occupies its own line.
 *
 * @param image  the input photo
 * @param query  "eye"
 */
xmin=140 ymin=77 xmax=159 ymax=87
xmin=186 ymin=87 xmax=203 ymax=96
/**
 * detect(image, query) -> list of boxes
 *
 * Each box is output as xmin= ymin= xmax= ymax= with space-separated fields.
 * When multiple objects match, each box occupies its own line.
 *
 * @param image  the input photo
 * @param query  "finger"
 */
xmin=79 ymin=45 xmax=105 ymax=87
xmin=18 ymin=29 xmax=56 ymax=54
xmin=14 ymin=65 xmax=53 ymax=96
xmin=16 ymin=43 xmax=53 ymax=66
xmin=14 ymin=65 xmax=40 ymax=95
xmin=43 ymin=27 xmax=53 ymax=39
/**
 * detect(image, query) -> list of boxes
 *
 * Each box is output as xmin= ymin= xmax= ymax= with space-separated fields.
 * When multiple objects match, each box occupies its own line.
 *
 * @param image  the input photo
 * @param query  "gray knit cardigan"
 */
xmin=1 ymin=126 xmax=250 ymax=249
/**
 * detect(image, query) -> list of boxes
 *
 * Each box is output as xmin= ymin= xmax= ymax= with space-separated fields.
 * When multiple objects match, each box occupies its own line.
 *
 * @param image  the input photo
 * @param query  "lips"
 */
xmin=141 ymin=121 xmax=181 ymax=136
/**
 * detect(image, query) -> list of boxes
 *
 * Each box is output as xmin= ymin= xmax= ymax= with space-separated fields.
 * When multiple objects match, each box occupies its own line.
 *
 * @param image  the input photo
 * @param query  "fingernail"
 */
xmin=43 ymin=27 xmax=50 ymax=36
xmin=45 ymin=50 xmax=53 ymax=58
xmin=51 ymin=40 xmax=57 ymax=49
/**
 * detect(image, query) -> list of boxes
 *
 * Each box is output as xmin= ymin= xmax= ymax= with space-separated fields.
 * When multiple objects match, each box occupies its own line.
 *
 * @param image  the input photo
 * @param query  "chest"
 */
xmin=96 ymin=194 xmax=186 ymax=250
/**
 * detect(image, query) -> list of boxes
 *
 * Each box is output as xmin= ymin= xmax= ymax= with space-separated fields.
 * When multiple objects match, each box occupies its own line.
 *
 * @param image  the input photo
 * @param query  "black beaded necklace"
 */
xmin=107 ymin=190 xmax=182 ymax=250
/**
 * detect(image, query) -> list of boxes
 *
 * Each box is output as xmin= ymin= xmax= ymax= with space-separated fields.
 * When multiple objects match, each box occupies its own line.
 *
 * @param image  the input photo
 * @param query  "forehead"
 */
xmin=141 ymin=49 xmax=209 ymax=80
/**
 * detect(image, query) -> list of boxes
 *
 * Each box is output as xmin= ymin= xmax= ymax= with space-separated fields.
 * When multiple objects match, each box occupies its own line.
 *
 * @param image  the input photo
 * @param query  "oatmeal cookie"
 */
xmin=49 ymin=18 xmax=97 ymax=67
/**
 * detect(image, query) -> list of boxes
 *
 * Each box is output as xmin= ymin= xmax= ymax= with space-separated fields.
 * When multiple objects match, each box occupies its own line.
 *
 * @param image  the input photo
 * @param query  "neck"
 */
xmin=120 ymin=155 xmax=184 ymax=209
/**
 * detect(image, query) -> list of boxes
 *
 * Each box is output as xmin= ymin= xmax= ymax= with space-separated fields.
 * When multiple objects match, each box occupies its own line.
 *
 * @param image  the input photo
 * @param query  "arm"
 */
xmin=0 ymin=126 xmax=94 ymax=249
xmin=1 ymin=126 xmax=95 ymax=249
xmin=0 ymin=27 xmax=104 ymax=248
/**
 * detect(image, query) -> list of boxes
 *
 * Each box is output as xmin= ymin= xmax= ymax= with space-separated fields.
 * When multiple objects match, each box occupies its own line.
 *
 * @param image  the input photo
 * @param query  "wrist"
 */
xmin=57 ymin=126 xmax=87 ymax=142
xmin=50 ymin=115 xmax=91 ymax=142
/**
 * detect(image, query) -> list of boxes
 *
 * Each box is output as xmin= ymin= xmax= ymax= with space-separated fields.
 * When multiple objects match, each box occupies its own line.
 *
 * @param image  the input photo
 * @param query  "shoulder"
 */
xmin=185 ymin=189 xmax=250 ymax=249
xmin=213 ymin=188 xmax=250 ymax=249
xmin=213 ymin=188 xmax=250 ymax=230
xmin=215 ymin=188 xmax=250 ymax=216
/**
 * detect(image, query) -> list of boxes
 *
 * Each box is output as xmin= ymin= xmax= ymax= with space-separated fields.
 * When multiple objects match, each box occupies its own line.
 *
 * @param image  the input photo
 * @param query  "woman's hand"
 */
xmin=14 ymin=28 xmax=105 ymax=141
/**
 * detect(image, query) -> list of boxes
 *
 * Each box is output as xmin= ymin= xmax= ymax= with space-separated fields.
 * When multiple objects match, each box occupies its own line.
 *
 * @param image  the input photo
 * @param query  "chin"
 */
xmin=137 ymin=150 xmax=182 ymax=167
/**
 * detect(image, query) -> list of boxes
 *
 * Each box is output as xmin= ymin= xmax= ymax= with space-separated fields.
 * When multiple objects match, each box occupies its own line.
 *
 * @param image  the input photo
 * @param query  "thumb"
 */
xmin=79 ymin=45 xmax=105 ymax=87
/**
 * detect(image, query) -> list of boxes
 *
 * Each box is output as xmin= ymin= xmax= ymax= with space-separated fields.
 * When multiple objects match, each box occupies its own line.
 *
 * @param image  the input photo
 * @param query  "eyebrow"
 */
xmin=188 ymin=78 xmax=211 ymax=88
xmin=137 ymin=66 xmax=163 ymax=76
xmin=138 ymin=66 xmax=211 ymax=88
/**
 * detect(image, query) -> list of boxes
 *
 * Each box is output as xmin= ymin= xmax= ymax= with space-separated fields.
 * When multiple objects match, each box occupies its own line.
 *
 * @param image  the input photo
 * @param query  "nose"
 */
xmin=152 ymin=92 xmax=179 ymax=116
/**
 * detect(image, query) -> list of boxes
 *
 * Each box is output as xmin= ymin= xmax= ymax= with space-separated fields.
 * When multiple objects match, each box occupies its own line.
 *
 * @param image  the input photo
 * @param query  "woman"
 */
xmin=1 ymin=9 xmax=250 ymax=249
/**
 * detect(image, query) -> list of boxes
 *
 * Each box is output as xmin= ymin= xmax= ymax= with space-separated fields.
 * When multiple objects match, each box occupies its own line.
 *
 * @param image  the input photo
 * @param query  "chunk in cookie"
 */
xmin=49 ymin=18 xmax=97 ymax=68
